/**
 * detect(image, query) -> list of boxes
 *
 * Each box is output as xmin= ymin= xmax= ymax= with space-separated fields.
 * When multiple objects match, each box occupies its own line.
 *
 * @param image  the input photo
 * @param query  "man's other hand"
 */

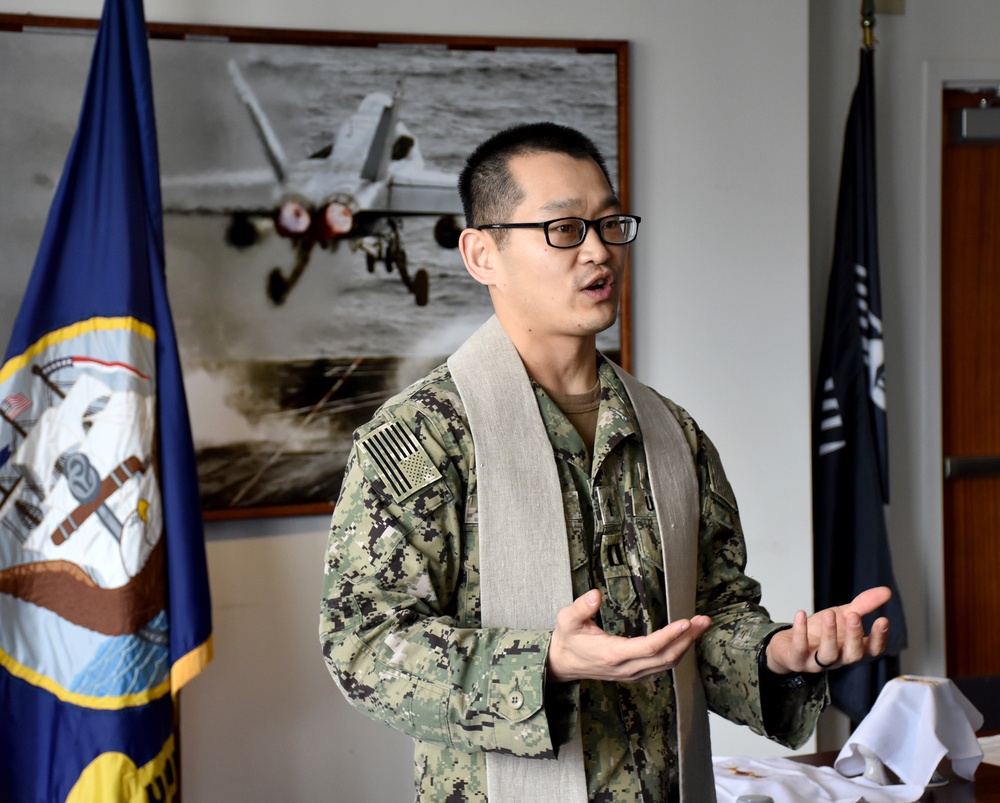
xmin=764 ymin=586 xmax=892 ymax=675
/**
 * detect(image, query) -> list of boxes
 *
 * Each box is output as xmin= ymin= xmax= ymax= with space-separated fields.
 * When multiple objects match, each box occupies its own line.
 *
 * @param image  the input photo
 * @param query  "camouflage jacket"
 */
xmin=319 ymin=358 xmax=827 ymax=802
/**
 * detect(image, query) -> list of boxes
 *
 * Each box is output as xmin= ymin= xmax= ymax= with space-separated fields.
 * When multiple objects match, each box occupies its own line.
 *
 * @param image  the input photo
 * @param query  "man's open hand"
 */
xmin=546 ymin=589 xmax=712 ymax=683
xmin=764 ymin=586 xmax=892 ymax=675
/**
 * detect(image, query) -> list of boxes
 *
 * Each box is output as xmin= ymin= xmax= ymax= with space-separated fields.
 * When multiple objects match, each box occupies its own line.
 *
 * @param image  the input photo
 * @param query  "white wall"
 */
xmin=0 ymin=0 xmax=816 ymax=798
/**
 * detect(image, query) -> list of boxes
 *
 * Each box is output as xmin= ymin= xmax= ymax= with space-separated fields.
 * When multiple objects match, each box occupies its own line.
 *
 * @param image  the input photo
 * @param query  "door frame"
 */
xmin=920 ymin=60 xmax=1000 ymax=675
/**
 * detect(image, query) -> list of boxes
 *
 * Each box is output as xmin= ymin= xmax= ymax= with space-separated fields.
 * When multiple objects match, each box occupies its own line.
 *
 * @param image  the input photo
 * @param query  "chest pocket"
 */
xmin=629 ymin=485 xmax=664 ymax=573
xmin=626 ymin=483 xmax=671 ymax=631
xmin=594 ymin=485 xmax=636 ymax=613
xmin=600 ymin=532 xmax=636 ymax=612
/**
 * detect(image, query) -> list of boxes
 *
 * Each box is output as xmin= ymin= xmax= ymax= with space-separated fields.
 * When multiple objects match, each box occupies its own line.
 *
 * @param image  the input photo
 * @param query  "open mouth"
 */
xmin=584 ymin=274 xmax=614 ymax=293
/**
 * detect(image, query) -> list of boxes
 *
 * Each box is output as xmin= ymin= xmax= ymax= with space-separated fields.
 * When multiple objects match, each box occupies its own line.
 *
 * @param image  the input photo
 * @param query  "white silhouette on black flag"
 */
xmin=813 ymin=46 xmax=907 ymax=724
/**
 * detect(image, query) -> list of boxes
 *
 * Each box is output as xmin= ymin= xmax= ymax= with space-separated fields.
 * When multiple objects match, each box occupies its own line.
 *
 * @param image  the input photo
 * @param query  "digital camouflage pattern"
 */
xmin=319 ymin=358 xmax=827 ymax=802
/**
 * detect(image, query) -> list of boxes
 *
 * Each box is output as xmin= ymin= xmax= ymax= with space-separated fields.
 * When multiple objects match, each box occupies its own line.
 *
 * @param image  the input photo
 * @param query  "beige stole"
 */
xmin=448 ymin=316 xmax=715 ymax=803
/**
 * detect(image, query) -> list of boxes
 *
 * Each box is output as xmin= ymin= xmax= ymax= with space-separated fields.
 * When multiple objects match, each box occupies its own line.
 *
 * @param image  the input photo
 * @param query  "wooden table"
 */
xmin=791 ymin=751 xmax=1000 ymax=802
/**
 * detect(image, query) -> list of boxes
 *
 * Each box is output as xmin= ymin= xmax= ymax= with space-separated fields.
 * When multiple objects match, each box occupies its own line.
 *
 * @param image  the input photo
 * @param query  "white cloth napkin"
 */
xmin=714 ymin=756 xmax=923 ymax=802
xmin=980 ymin=734 xmax=1000 ymax=767
xmin=835 ymin=675 xmax=985 ymax=788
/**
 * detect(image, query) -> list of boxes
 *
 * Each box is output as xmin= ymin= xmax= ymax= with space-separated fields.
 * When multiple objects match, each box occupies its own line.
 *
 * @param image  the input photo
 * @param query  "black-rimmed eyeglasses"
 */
xmin=476 ymin=214 xmax=641 ymax=249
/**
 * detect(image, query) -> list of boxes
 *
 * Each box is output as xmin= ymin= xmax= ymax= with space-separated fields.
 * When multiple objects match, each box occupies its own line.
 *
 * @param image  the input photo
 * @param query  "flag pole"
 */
xmin=861 ymin=0 xmax=876 ymax=49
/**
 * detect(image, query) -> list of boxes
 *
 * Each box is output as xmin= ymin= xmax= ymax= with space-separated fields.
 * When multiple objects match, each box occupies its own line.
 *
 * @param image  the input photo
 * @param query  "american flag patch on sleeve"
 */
xmin=358 ymin=420 xmax=442 ymax=502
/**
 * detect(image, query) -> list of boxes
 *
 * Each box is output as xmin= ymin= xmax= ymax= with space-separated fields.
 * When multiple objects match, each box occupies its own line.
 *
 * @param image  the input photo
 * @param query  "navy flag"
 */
xmin=813 ymin=47 xmax=907 ymax=724
xmin=0 ymin=0 xmax=212 ymax=799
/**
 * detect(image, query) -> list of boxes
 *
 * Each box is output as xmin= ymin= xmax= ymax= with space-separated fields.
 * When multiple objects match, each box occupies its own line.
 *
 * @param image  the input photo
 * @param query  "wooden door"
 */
xmin=941 ymin=89 xmax=1000 ymax=677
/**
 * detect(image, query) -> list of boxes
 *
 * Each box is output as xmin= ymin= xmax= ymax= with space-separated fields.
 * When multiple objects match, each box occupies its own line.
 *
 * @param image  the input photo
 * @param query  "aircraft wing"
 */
xmin=161 ymin=169 xmax=277 ymax=216
xmin=384 ymin=165 xmax=463 ymax=216
xmin=376 ymin=120 xmax=462 ymax=217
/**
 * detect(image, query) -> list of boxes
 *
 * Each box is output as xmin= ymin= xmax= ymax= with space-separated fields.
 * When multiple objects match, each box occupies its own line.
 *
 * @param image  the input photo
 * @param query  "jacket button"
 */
xmin=507 ymin=690 xmax=524 ymax=710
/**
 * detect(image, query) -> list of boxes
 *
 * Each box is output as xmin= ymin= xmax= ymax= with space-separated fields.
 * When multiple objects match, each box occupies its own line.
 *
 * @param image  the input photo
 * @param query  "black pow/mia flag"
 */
xmin=813 ymin=46 xmax=907 ymax=724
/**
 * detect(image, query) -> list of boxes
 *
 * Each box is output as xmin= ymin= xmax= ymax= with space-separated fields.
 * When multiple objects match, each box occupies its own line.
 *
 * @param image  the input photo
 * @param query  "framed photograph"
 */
xmin=0 ymin=17 xmax=630 ymax=519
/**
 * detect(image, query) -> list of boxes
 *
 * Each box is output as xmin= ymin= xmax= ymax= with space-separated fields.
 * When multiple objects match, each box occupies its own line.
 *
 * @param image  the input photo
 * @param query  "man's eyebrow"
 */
xmin=540 ymin=194 xmax=622 ymax=214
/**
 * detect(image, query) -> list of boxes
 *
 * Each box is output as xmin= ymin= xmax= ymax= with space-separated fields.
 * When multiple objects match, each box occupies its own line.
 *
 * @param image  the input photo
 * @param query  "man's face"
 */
xmin=482 ymin=151 xmax=627 ymax=346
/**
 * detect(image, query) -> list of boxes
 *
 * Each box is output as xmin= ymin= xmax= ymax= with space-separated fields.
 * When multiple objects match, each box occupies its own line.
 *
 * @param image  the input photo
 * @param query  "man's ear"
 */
xmin=459 ymin=228 xmax=496 ymax=287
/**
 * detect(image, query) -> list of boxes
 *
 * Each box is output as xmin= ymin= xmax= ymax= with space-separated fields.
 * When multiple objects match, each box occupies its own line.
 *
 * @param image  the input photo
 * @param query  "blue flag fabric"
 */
xmin=0 ymin=1 xmax=212 ymax=800
xmin=813 ymin=47 xmax=907 ymax=724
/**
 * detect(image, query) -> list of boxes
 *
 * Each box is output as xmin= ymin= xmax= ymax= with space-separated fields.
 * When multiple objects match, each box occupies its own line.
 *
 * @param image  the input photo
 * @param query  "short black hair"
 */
xmin=457 ymin=122 xmax=615 ymax=245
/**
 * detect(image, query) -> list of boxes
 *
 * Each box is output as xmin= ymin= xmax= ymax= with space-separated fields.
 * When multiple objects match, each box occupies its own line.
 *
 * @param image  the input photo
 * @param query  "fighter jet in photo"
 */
xmin=161 ymin=60 xmax=463 ymax=307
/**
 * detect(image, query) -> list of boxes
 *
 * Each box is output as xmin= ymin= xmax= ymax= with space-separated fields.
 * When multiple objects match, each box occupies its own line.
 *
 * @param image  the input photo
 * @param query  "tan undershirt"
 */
xmin=545 ymin=379 xmax=602 ymax=458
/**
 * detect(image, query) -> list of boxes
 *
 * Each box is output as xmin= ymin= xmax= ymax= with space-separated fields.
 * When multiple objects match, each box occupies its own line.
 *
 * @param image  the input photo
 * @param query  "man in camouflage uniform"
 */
xmin=319 ymin=123 xmax=892 ymax=802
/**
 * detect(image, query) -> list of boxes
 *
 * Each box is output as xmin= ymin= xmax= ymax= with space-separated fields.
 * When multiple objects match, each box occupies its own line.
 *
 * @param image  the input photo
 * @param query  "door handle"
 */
xmin=944 ymin=455 xmax=1000 ymax=479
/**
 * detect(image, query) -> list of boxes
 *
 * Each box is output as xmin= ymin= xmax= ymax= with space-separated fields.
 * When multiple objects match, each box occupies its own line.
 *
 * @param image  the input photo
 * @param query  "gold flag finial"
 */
xmin=861 ymin=0 xmax=876 ymax=48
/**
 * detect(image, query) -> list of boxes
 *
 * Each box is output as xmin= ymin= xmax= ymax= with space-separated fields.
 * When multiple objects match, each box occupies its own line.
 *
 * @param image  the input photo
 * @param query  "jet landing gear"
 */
xmin=356 ymin=220 xmax=430 ymax=307
xmin=266 ymin=218 xmax=433 ymax=308
xmin=267 ymin=241 xmax=314 ymax=305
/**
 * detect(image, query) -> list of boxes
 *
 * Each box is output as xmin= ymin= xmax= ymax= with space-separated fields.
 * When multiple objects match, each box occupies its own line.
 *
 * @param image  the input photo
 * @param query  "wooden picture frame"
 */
xmin=0 ymin=16 xmax=630 ymax=519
